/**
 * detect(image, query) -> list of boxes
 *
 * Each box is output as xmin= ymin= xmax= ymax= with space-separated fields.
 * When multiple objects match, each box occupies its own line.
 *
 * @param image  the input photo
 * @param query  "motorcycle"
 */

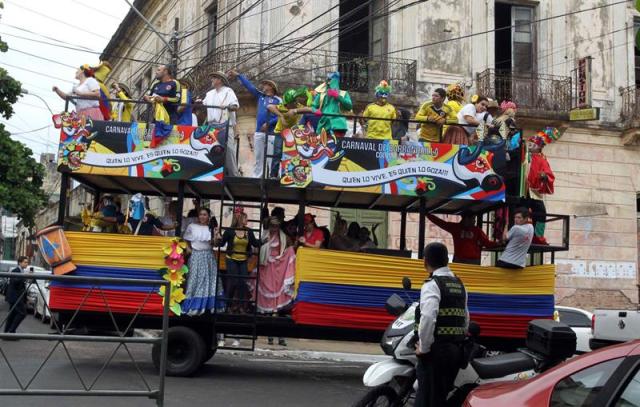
xmin=353 ymin=278 xmax=576 ymax=407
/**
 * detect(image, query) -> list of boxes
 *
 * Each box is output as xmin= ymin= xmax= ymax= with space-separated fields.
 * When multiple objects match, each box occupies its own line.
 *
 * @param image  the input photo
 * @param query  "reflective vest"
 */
xmin=433 ymin=275 xmax=467 ymax=343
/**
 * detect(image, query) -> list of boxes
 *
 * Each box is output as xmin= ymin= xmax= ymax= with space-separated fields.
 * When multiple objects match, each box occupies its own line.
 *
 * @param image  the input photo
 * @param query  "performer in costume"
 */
xmin=442 ymin=83 xmax=469 ymax=144
xmin=362 ymin=80 xmax=396 ymax=140
xmin=90 ymin=62 xmax=113 ymax=120
xmin=110 ymin=82 xmax=134 ymax=122
xmin=526 ymin=127 xmax=559 ymax=245
xmin=415 ymin=88 xmax=453 ymax=142
xmin=311 ymin=72 xmax=353 ymax=137
xmin=53 ymin=64 xmax=105 ymax=121
xmin=267 ymin=88 xmax=312 ymax=177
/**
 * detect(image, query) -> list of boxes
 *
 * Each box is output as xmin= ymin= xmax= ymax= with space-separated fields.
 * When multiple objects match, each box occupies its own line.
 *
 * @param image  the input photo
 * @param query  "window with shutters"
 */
xmin=495 ymin=3 xmax=535 ymax=74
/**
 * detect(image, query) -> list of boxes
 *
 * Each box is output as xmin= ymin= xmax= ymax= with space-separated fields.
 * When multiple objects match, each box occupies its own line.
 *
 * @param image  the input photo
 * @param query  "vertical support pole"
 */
xmin=418 ymin=197 xmax=426 ymax=259
xmin=297 ymin=190 xmax=306 ymax=238
xmin=57 ymin=173 xmax=69 ymax=226
xmin=157 ymin=281 xmax=170 ymax=407
xmin=93 ymin=191 xmax=101 ymax=214
xmin=263 ymin=112 xmax=270 ymax=179
xmin=175 ymin=181 xmax=185 ymax=237
xmin=352 ymin=116 xmax=357 ymax=137
xmin=399 ymin=210 xmax=407 ymax=251
xmin=172 ymin=18 xmax=179 ymax=71
xmin=224 ymin=114 xmax=230 ymax=176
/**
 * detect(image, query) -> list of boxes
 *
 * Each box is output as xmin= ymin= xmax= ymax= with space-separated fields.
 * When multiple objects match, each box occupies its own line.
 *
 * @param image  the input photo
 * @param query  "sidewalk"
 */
xmin=244 ymin=337 xmax=387 ymax=363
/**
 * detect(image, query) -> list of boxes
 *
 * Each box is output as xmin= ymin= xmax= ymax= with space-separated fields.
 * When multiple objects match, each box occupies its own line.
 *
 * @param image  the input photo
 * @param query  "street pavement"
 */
xmin=0 ymin=299 xmax=379 ymax=406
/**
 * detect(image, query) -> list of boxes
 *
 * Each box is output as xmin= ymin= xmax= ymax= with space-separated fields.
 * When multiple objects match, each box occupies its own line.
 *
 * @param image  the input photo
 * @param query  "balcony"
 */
xmin=184 ymin=43 xmax=417 ymax=100
xmin=619 ymin=85 xmax=640 ymax=144
xmin=476 ymin=69 xmax=572 ymax=120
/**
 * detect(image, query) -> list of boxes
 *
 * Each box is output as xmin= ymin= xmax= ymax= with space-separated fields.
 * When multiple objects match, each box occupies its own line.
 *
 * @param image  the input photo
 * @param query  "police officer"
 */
xmin=415 ymin=242 xmax=469 ymax=407
xmin=3 ymin=256 xmax=30 ymax=336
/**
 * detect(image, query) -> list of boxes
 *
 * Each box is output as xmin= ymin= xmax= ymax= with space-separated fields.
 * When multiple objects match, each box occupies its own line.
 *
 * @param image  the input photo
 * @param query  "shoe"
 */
xmin=268 ymin=337 xmax=274 ymax=345
xmin=232 ymin=340 xmax=240 ymax=347
xmin=278 ymin=338 xmax=287 ymax=346
xmin=217 ymin=340 xmax=225 ymax=348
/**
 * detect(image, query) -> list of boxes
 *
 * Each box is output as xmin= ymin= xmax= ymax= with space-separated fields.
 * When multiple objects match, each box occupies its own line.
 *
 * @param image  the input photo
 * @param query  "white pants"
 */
xmin=225 ymin=127 xmax=239 ymax=177
xmin=253 ymin=132 xmax=266 ymax=178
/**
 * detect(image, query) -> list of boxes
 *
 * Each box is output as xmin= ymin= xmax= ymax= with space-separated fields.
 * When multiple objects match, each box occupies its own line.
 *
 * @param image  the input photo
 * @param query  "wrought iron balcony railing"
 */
xmin=183 ymin=43 xmax=417 ymax=99
xmin=476 ymin=69 xmax=572 ymax=120
xmin=620 ymin=84 xmax=640 ymax=128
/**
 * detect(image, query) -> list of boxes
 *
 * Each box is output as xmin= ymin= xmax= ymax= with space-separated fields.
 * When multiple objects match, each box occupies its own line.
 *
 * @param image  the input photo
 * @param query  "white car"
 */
xmin=555 ymin=305 xmax=593 ymax=354
xmin=25 ymin=267 xmax=52 ymax=315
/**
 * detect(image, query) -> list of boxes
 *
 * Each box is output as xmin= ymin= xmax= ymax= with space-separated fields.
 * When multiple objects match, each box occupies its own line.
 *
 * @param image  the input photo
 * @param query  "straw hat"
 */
xmin=208 ymin=71 xmax=230 ymax=86
xmin=260 ymin=79 xmax=279 ymax=95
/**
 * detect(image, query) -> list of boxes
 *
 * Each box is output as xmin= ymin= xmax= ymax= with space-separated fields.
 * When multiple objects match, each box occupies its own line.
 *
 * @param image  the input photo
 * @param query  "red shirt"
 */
xmin=427 ymin=214 xmax=497 ymax=261
xmin=304 ymin=228 xmax=325 ymax=247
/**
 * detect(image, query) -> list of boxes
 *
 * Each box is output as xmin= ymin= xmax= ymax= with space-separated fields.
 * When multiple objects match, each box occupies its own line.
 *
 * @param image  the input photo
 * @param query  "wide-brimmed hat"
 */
xmin=115 ymin=82 xmax=131 ymax=97
xmin=208 ymin=71 xmax=230 ymax=86
xmin=179 ymin=78 xmax=194 ymax=90
xmin=260 ymin=79 xmax=279 ymax=95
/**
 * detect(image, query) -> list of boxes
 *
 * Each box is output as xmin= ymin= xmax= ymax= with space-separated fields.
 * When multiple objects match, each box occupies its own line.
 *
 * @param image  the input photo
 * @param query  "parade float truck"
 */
xmin=38 ymin=110 xmax=569 ymax=376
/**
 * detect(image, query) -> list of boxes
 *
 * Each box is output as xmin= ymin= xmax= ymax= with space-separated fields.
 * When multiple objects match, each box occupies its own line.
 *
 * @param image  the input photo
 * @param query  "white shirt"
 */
xmin=499 ymin=223 xmax=534 ymax=267
xmin=183 ymin=223 xmax=211 ymax=251
xmin=203 ymin=86 xmax=239 ymax=125
xmin=457 ymin=103 xmax=493 ymax=136
xmin=418 ymin=267 xmax=469 ymax=354
xmin=72 ymin=78 xmax=100 ymax=110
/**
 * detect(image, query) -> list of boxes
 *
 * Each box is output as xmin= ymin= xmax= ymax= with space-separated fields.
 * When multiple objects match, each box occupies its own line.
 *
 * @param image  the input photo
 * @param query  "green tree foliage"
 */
xmin=0 ymin=5 xmax=47 ymax=227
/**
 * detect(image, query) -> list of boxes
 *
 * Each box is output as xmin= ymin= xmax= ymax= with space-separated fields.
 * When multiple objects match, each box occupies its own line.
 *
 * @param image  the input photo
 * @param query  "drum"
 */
xmin=35 ymin=226 xmax=76 ymax=275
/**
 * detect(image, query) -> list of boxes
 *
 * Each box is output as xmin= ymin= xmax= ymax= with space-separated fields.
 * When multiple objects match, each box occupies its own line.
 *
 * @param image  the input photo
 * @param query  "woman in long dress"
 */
xmin=257 ymin=216 xmax=296 ymax=346
xmin=181 ymin=208 xmax=219 ymax=315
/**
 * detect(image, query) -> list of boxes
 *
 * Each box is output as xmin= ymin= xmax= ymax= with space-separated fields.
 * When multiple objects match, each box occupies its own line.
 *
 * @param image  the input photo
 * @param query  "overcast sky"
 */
xmin=0 ymin=0 xmax=132 ymax=158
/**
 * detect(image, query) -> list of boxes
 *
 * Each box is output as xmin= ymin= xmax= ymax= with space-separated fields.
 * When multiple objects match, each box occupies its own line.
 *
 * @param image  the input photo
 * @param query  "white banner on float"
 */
xmin=311 ymin=161 xmax=466 ymax=188
xmin=82 ymin=145 xmax=213 ymax=167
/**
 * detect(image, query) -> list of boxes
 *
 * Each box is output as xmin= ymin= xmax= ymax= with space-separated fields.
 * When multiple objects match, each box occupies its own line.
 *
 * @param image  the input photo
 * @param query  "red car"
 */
xmin=464 ymin=340 xmax=640 ymax=407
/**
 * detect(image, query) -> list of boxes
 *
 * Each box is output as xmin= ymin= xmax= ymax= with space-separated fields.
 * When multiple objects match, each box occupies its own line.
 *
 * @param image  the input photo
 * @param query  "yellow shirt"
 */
xmin=227 ymin=234 xmax=249 ymax=262
xmin=110 ymin=91 xmax=133 ymax=122
xmin=415 ymin=102 xmax=453 ymax=142
xmin=363 ymin=102 xmax=396 ymax=140
xmin=274 ymin=103 xmax=303 ymax=134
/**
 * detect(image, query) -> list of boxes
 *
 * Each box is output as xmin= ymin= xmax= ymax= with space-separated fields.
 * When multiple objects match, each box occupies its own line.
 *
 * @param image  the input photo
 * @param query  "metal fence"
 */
xmin=476 ymin=69 xmax=572 ymax=120
xmin=620 ymin=84 xmax=640 ymax=128
xmin=0 ymin=272 xmax=170 ymax=406
xmin=184 ymin=43 xmax=417 ymax=98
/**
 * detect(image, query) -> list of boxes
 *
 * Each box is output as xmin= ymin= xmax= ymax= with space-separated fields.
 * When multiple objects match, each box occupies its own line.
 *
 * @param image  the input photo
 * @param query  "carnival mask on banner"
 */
xmin=191 ymin=122 xmax=227 ymax=155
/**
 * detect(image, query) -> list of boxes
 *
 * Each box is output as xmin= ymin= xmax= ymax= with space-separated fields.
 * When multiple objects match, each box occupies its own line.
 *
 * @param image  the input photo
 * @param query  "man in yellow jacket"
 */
xmin=110 ymin=83 xmax=133 ymax=122
xmin=414 ymin=88 xmax=453 ymax=142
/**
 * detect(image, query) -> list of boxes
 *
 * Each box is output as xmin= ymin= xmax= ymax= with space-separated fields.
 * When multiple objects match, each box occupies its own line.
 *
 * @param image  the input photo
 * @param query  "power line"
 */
xmin=9 ymin=48 xmax=77 ymax=69
xmin=178 ymin=0 xmax=266 ymax=56
xmin=381 ymin=0 xmax=631 ymax=58
xmin=9 ymin=125 xmax=51 ymax=135
xmin=5 ymin=0 xmax=111 ymax=40
xmin=0 ymin=62 xmax=75 ymax=84
xmin=0 ymin=31 xmax=166 ymax=65
xmin=1 ymin=23 xmax=97 ymax=51
xmin=257 ymin=0 xmax=408 ymax=78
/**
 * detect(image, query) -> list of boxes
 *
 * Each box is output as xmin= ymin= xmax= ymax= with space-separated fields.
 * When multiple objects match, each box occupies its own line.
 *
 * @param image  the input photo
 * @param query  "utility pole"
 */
xmin=172 ymin=17 xmax=179 ymax=72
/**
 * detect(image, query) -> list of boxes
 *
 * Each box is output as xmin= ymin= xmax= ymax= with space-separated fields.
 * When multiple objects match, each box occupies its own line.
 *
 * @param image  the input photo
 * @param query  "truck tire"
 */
xmin=352 ymin=385 xmax=400 ymax=407
xmin=152 ymin=326 xmax=206 ymax=377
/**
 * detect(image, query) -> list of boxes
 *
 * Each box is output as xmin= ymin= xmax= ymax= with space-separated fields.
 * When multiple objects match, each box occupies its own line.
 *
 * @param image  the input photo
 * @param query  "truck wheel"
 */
xmin=352 ymin=385 xmax=400 ymax=407
xmin=152 ymin=326 xmax=206 ymax=377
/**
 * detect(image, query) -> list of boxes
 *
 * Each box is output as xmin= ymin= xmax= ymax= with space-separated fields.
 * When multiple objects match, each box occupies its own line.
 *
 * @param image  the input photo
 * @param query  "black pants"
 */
xmin=415 ymin=342 xmax=463 ymax=407
xmin=527 ymin=198 xmax=546 ymax=237
xmin=225 ymin=258 xmax=249 ymax=311
xmin=4 ymin=300 xmax=26 ymax=333
xmin=496 ymin=259 xmax=523 ymax=269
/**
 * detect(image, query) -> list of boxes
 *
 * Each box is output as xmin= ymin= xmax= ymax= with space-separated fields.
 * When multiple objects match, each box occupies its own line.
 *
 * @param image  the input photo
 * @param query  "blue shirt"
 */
xmin=149 ymin=79 xmax=180 ymax=123
xmin=237 ymin=74 xmax=280 ymax=133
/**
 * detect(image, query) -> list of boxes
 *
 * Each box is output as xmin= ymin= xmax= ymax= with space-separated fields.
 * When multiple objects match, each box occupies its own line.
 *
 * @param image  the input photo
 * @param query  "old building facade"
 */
xmin=101 ymin=0 xmax=640 ymax=309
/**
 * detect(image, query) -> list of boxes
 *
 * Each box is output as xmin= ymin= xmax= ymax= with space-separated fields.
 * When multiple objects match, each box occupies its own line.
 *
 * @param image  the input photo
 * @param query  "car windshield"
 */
xmin=550 ymin=358 xmax=623 ymax=406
